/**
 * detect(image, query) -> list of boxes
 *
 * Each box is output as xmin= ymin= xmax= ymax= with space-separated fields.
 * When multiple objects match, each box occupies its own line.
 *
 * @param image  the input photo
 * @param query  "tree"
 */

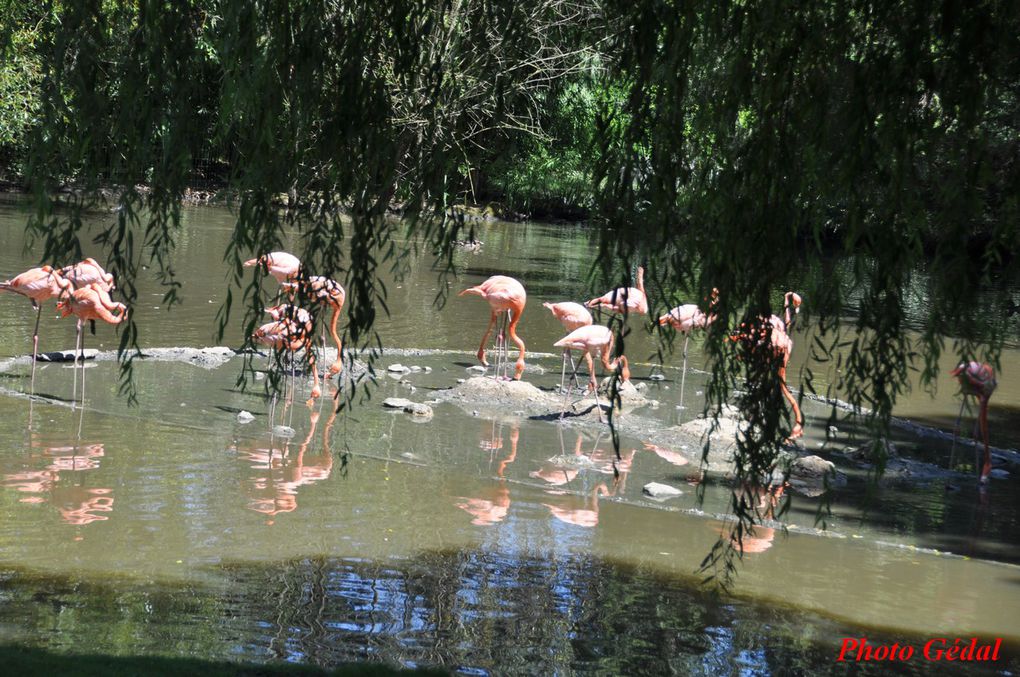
xmin=6 ymin=0 xmax=1020 ymax=584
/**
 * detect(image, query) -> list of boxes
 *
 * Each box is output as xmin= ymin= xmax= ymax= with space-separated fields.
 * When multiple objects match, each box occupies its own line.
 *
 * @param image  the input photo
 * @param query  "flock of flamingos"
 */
xmin=0 ymin=250 xmax=1000 ymax=483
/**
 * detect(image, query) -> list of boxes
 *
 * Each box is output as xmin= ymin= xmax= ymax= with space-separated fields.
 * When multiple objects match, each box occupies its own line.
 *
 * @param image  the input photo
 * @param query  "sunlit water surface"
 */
xmin=0 ymin=196 xmax=1017 ymax=674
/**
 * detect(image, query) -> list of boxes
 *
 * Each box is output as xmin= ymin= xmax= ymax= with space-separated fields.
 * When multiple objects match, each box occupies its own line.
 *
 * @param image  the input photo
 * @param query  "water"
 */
xmin=0 ymin=195 xmax=1017 ymax=674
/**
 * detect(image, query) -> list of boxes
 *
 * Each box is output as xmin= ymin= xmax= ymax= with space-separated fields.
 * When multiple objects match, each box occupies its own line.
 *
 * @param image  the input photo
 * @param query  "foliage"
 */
xmin=3 ymin=0 xmax=1020 ymax=585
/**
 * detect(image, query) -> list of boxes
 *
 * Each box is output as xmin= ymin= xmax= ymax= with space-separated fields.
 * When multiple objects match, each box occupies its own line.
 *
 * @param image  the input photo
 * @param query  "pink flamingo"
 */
xmin=586 ymin=266 xmax=648 ymax=316
xmin=730 ymin=292 xmax=804 ymax=440
xmin=56 ymin=283 xmax=128 ymax=409
xmin=543 ymin=301 xmax=593 ymax=391
xmin=658 ymin=288 xmax=719 ymax=407
xmin=459 ymin=275 xmax=527 ymax=380
xmin=253 ymin=305 xmax=321 ymax=416
xmin=950 ymin=361 xmax=997 ymax=483
xmin=244 ymin=251 xmax=301 ymax=284
xmin=282 ymin=275 xmax=346 ymax=378
xmin=60 ymin=258 xmax=115 ymax=292
xmin=553 ymin=325 xmax=630 ymax=422
xmin=0 ymin=265 xmax=74 ymax=392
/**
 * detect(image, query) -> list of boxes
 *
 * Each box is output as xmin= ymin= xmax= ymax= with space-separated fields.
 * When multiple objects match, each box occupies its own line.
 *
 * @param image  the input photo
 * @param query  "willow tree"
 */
xmin=4 ymin=0 xmax=1019 ymax=583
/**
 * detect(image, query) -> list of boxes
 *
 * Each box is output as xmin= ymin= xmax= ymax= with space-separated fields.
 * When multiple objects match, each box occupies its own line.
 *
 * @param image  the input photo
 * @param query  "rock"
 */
xmin=467 ymin=365 xmax=487 ymax=374
xmin=383 ymin=397 xmax=413 ymax=409
xmin=272 ymin=425 xmax=296 ymax=438
xmin=988 ymin=468 xmax=1010 ymax=480
xmin=388 ymin=363 xmax=409 ymax=373
xmin=790 ymin=455 xmax=835 ymax=478
xmin=409 ymin=365 xmax=422 ymax=372
xmin=643 ymin=482 xmax=683 ymax=498
xmin=254 ymin=372 xmax=266 ymax=381
xmin=236 ymin=410 xmax=255 ymax=424
xmin=788 ymin=454 xmax=846 ymax=496
xmin=457 ymin=379 xmax=466 ymax=384
xmin=424 ymin=367 xmax=433 ymax=373
xmin=648 ymin=373 xmax=666 ymax=381
xmin=827 ymin=425 xmax=839 ymax=435
xmin=403 ymin=402 xmax=433 ymax=418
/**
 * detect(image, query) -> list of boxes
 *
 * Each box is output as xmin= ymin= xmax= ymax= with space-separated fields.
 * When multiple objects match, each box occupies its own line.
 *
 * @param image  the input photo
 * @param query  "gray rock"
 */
xmin=387 ymin=363 xmax=409 ymax=373
xmin=272 ymin=425 xmax=296 ymax=438
xmin=643 ymin=482 xmax=683 ymax=498
xmin=467 ymin=365 xmax=487 ymax=374
xmin=989 ymin=468 xmax=1010 ymax=480
xmin=648 ymin=373 xmax=666 ymax=381
xmin=236 ymin=410 xmax=255 ymax=424
xmin=404 ymin=402 xmax=433 ymax=418
xmin=409 ymin=365 xmax=423 ymax=372
xmin=383 ymin=397 xmax=413 ymax=409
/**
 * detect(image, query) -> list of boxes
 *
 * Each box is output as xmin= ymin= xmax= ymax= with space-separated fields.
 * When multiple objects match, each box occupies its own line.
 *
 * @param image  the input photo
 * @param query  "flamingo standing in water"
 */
xmin=658 ymin=288 xmax=719 ymax=408
xmin=460 ymin=276 xmax=527 ymax=380
xmin=553 ymin=324 xmax=630 ymax=422
xmin=0 ymin=265 xmax=74 ymax=393
xmin=56 ymin=283 xmax=127 ymax=409
xmin=730 ymin=292 xmax=804 ymax=440
xmin=282 ymin=275 xmax=346 ymax=378
xmin=543 ymin=301 xmax=593 ymax=392
xmin=243 ymin=251 xmax=301 ymax=284
xmin=950 ymin=361 xmax=997 ymax=484
xmin=586 ymin=266 xmax=648 ymax=316
xmin=254 ymin=304 xmax=321 ymax=416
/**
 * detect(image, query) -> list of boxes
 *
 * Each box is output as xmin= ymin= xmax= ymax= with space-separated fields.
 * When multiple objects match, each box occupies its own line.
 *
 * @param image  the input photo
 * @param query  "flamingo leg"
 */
xmin=979 ymin=397 xmax=992 ymax=483
xmin=590 ymin=367 xmax=605 ymax=423
xmin=948 ymin=397 xmax=967 ymax=473
xmin=71 ymin=320 xmax=82 ymax=411
xmin=494 ymin=311 xmax=508 ymax=380
xmin=476 ymin=311 xmax=498 ymax=369
xmin=567 ymin=350 xmax=581 ymax=389
xmin=30 ymin=302 xmax=41 ymax=396
xmin=506 ymin=307 xmax=526 ymax=380
xmin=678 ymin=334 xmax=690 ymax=415
xmin=778 ymin=366 xmax=803 ymax=440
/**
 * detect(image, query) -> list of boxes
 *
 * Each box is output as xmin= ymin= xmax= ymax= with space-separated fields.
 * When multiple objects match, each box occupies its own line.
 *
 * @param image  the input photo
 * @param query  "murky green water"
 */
xmin=0 ymin=196 xmax=1017 ymax=674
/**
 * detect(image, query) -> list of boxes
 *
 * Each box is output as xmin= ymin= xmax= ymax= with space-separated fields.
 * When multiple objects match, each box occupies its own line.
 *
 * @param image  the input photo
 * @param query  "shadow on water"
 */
xmin=1 ymin=552 xmax=1016 ymax=675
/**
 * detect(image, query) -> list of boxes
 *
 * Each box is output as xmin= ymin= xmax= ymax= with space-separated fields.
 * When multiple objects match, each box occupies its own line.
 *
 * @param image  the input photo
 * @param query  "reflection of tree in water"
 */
xmin=1 ymin=440 xmax=113 ymax=527
xmin=210 ymin=551 xmax=940 ymax=674
xmin=230 ymin=406 xmax=338 ymax=523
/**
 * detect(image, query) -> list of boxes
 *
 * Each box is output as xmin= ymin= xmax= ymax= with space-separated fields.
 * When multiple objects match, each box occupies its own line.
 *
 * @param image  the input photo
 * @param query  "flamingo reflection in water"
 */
xmin=716 ymin=481 xmax=788 ymax=555
xmin=232 ymin=403 xmax=338 ymax=524
xmin=535 ymin=432 xmax=636 ymax=528
xmin=455 ymin=420 xmax=519 ymax=526
xmin=1 ymin=440 xmax=113 ymax=527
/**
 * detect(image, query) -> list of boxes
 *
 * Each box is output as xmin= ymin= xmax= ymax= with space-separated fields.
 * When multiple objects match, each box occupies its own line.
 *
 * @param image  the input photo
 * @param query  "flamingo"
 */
xmin=553 ymin=324 xmax=630 ymax=422
xmin=950 ymin=361 xmax=997 ymax=484
xmin=729 ymin=292 xmax=804 ymax=440
xmin=244 ymin=251 xmax=301 ymax=284
xmin=60 ymin=258 xmax=115 ymax=292
xmin=282 ymin=275 xmax=346 ymax=378
xmin=586 ymin=266 xmax=648 ymax=316
xmin=543 ymin=301 xmax=593 ymax=392
xmin=0 ymin=265 xmax=74 ymax=393
xmin=56 ymin=283 xmax=128 ymax=409
xmin=460 ymin=275 xmax=527 ymax=380
xmin=253 ymin=305 xmax=321 ymax=415
xmin=658 ymin=288 xmax=719 ymax=409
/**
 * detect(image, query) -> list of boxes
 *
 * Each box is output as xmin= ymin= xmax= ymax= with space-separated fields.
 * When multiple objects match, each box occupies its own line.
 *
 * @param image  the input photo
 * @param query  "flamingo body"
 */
xmin=460 ymin=275 xmax=527 ymax=379
xmin=244 ymin=252 xmax=301 ymax=283
xmin=586 ymin=267 xmax=648 ymax=316
xmin=60 ymin=258 xmax=115 ymax=292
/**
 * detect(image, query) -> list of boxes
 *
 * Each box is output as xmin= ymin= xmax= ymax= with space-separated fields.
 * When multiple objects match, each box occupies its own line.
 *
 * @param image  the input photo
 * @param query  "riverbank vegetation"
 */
xmin=2 ymin=0 xmax=1019 ymax=582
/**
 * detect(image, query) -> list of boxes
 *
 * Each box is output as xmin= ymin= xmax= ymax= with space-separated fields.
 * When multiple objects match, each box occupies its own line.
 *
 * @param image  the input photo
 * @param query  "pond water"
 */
xmin=0 ymin=196 xmax=1017 ymax=674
